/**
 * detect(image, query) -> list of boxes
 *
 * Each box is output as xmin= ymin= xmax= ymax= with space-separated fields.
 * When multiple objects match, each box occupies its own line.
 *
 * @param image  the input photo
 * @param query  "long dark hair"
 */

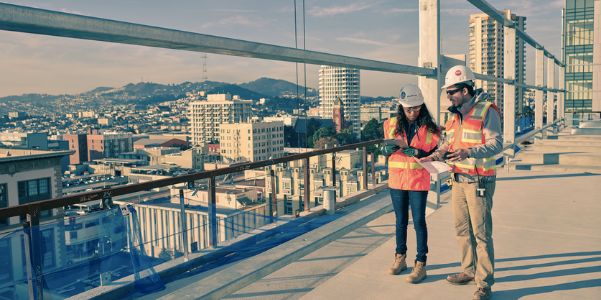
xmin=395 ymin=103 xmax=440 ymax=137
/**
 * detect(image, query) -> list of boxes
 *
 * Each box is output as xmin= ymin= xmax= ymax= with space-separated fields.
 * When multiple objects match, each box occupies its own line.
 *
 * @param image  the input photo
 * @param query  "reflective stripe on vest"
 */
xmin=387 ymin=117 xmax=398 ymax=139
xmin=389 ymin=161 xmax=422 ymax=170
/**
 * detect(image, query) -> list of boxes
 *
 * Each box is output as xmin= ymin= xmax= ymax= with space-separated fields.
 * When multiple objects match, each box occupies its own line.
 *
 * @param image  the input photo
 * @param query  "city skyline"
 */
xmin=1 ymin=0 xmax=564 ymax=98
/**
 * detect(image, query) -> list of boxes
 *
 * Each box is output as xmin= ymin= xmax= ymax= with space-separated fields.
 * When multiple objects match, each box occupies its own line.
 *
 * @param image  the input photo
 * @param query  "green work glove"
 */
xmin=402 ymin=147 xmax=419 ymax=157
xmin=381 ymin=144 xmax=400 ymax=156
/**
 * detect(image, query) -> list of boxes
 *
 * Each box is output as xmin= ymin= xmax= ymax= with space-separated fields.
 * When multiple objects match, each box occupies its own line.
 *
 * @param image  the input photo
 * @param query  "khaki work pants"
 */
xmin=451 ymin=175 xmax=496 ymax=288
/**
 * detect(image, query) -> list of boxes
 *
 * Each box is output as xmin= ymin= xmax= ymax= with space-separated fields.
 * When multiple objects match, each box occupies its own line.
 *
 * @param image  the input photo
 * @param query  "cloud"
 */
xmin=336 ymin=36 xmax=390 ymax=47
xmin=200 ymin=15 xmax=267 ymax=30
xmin=381 ymin=8 xmax=418 ymax=15
xmin=309 ymin=2 xmax=375 ymax=17
xmin=441 ymin=8 xmax=477 ymax=16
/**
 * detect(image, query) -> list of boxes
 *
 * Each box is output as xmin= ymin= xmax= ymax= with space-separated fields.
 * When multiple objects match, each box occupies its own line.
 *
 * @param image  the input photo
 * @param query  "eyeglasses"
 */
xmin=446 ymin=88 xmax=463 ymax=96
xmin=403 ymin=106 xmax=422 ymax=113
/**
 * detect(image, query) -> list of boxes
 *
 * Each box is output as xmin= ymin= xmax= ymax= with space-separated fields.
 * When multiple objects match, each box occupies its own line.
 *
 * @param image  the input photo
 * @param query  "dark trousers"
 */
xmin=390 ymin=189 xmax=429 ymax=262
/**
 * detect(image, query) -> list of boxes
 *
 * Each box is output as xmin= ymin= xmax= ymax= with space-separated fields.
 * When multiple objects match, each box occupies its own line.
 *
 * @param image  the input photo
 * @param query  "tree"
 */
xmin=310 ymin=126 xmax=336 ymax=147
xmin=361 ymin=118 xmax=383 ymax=141
xmin=314 ymin=136 xmax=338 ymax=149
xmin=306 ymin=119 xmax=322 ymax=140
xmin=336 ymin=127 xmax=359 ymax=145
xmin=361 ymin=118 xmax=384 ymax=155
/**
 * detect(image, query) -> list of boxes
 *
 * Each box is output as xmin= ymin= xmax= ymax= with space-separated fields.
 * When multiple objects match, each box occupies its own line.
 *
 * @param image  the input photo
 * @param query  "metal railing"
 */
xmin=0 ymin=139 xmax=387 ymax=299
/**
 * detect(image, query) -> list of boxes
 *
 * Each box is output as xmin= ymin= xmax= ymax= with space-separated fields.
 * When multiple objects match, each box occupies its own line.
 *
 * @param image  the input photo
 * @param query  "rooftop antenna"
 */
xmin=201 ymin=54 xmax=208 ymax=82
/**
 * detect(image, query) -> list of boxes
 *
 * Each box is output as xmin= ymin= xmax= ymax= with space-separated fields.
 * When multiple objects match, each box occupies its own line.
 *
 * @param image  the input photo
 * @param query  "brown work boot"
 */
xmin=389 ymin=253 xmax=407 ymax=275
xmin=446 ymin=272 xmax=475 ymax=285
xmin=472 ymin=287 xmax=492 ymax=300
xmin=405 ymin=261 xmax=427 ymax=283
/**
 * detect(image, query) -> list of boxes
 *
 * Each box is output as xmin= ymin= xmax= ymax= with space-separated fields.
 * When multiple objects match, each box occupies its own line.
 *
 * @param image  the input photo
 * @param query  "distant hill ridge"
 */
xmin=0 ymin=78 xmax=317 ymax=105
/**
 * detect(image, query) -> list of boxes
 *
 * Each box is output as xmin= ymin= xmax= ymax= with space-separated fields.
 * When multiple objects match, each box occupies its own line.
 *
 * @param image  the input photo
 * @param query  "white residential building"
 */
xmin=318 ymin=66 xmax=361 ymax=137
xmin=219 ymin=121 xmax=284 ymax=163
xmin=468 ymin=10 xmax=526 ymax=115
xmin=189 ymin=94 xmax=251 ymax=146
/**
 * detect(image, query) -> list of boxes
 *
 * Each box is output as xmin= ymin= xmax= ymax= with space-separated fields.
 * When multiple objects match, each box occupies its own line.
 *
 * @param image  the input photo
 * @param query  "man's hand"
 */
xmin=447 ymin=149 xmax=470 ymax=162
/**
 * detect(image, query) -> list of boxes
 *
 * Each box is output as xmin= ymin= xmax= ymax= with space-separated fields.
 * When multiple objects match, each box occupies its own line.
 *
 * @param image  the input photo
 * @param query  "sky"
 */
xmin=0 ymin=0 xmax=565 ymax=98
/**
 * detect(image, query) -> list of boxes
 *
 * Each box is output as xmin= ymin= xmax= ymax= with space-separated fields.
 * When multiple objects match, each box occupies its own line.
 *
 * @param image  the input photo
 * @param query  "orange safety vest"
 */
xmin=445 ymin=101 xmax=499 ymax=176
xmin=383 ymin=117 xmax=440 ymax=191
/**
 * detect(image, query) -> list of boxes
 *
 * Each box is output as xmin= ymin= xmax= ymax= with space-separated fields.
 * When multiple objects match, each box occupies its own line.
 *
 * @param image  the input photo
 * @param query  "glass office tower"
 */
xmin=563 ymin=0 xmax=598 ymax=123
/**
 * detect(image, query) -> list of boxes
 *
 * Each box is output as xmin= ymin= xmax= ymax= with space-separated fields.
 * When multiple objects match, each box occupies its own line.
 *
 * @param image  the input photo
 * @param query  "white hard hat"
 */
xmin=398 ymin=84 xmax=424 ymax=107
xmin=441 ymin=65 xmax=476 ymax=89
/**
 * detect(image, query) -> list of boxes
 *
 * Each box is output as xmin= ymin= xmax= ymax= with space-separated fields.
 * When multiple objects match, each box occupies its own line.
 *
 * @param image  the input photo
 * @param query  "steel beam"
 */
xmin=0 ymin=3 xmax=434 ymax=76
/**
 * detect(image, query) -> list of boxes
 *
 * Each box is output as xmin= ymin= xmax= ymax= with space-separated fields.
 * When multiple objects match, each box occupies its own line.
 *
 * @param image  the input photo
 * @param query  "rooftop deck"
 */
xmin=146 ymin=132 xmax=601 ymax=300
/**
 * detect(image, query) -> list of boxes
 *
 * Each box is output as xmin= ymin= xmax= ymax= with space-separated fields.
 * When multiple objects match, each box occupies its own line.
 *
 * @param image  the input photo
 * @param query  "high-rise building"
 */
xmin=318 ymin=66 xmax=360 ymax=138
xmin=189 ymin=94 xmax=252 ymax=146
xmin=563 ymin=0 xmax=600 ymax=118
xmin=219 ymin=121 xmax=284 ymax=162
xmin=468 ymin=10 xmax=526 ymax=116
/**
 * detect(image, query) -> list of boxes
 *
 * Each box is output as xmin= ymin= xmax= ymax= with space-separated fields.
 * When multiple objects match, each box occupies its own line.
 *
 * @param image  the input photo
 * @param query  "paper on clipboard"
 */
xmin=416 ymin=159 xmax=451 ymax=175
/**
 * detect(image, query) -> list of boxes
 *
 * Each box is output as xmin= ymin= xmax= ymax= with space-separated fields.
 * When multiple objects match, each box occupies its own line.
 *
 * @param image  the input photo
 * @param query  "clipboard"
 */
xmin=416 ymin=159 xmax=451 ymax=175
xmin=383 ymin=138 xmax=408 ymax=148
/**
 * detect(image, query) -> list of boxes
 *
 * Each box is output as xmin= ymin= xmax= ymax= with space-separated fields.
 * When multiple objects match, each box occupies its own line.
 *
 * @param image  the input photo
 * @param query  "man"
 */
xmin=420 ymin=65 xmax=503 ymax=300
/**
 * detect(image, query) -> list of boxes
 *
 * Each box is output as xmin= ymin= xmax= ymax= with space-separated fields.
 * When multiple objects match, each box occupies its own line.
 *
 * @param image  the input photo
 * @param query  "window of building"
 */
xmin=284 ymin=196 xmax=292 ymax=215
xmin=18 ymin=178 xmax=51 ymax=204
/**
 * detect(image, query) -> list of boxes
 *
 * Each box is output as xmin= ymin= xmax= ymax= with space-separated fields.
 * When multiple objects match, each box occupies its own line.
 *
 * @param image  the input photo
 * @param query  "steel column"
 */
xmin=535 ymin=48 xmax=546 ymax=130
xmin=547 ymin=57 xmax=556 ymax=125
xmin=503 ymin=24 xmax=516 ymax=145
xmin=418 ymin=0 xmax=442 ymax=123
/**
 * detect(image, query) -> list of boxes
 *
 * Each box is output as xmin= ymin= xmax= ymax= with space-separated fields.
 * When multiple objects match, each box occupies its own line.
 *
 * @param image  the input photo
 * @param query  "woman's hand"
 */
xmin=418 ymin=156 xmax=434 ymax=162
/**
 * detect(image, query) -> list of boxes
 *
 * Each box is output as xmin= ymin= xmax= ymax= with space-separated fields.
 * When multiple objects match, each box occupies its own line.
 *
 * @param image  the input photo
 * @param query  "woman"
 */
xmin=381 ymin=84 xmax=440 ymax=283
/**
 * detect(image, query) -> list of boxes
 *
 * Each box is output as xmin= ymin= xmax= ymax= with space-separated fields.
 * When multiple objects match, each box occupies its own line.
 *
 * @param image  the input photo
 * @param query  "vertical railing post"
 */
xmin=558 ymin=65 xmax=565 ymax=121
xmin=270 ymin=169 xmax=277 ymax=220
xmin=434 ymin=174 xmax=442 ymax=209
xmin=23 ymin=209 xmax=43 ymax=300
xmin=547 ymin=56 xmax=556 ymax=128
xmin=179 ymin=187 xmax=189 ymax=260
xmin=371 ymin=152 xmax=376 ymax=186
xmin=303 ymin=157 xmax=310 ymax=212
xmin=362 ymin=147 xmax=368 ymax=190
xmin=331 ymin=153 xmax=336 ymax=187
xmin=208 ymin=177 xmax=218 ymax=247
xmin=535 ymin=48 xmax=545 ymax=135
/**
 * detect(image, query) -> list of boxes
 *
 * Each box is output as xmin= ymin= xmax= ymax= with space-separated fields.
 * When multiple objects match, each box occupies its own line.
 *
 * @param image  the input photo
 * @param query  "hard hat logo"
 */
xmin=442 ymin=65 xmax=476 ymax=89
xmin=400 ymin=91 xmax=406 ymax=99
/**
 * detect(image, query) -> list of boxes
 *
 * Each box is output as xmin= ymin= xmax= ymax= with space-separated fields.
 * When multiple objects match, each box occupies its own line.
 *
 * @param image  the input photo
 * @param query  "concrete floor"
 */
xmin=227 ymin=170 xmax=601 ymax=300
